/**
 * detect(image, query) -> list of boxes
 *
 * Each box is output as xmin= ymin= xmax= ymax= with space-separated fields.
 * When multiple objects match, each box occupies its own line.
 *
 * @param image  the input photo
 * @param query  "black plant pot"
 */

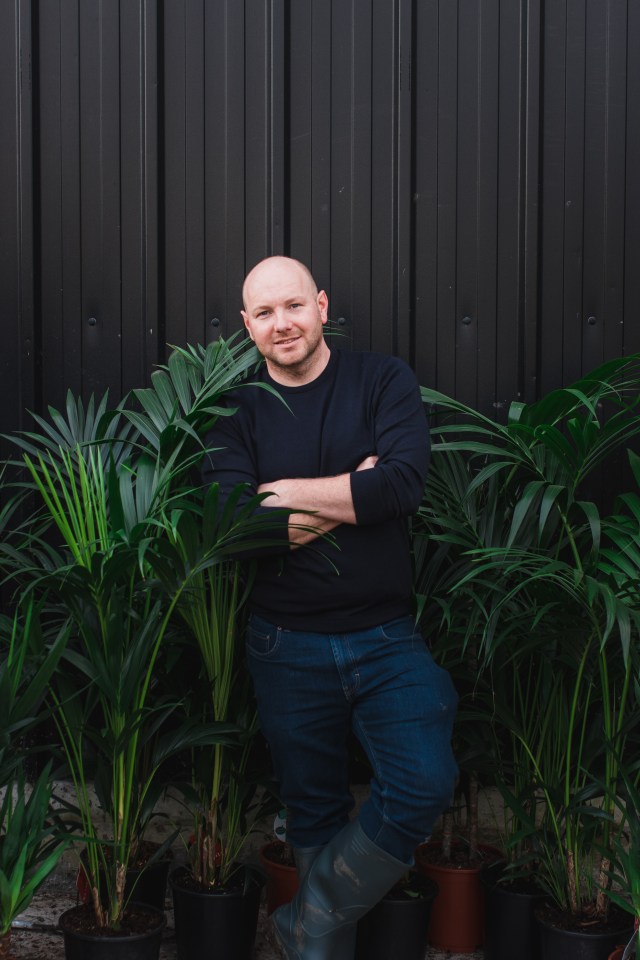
xmin=354 ymin=872 xmax=438 ymax=960
xmin=535 ymin=903 xmax=634 ymax=960
xmin=125 ymin=859 xmax=171 ymax=912
xmin=482 ymin=862 xmax=546 ymax=960
xmin=170 ymin=865 xmax=265 ymax=960
xmin=59 ymin=903 xmax=164 ymax=960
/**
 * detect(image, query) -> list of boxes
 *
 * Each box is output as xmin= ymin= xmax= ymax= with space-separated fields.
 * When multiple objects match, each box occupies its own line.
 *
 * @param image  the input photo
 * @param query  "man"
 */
xmin=202 ymin=256 xmax=457 ymax=959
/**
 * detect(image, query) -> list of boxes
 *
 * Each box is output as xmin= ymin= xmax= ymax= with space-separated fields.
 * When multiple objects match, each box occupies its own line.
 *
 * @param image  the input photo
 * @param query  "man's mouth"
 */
xmin=275 ymin=337 xmax=299 ymax=346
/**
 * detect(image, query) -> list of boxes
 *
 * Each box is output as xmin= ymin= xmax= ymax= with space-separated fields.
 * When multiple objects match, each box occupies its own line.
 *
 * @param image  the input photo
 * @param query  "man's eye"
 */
xmin=290 ymin=303 xmax=301 ymax=309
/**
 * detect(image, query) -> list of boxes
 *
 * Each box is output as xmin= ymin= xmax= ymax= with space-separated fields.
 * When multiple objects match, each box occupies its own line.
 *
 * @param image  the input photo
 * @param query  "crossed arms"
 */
xmin=257 ymin=456 xmax=378 ymax=547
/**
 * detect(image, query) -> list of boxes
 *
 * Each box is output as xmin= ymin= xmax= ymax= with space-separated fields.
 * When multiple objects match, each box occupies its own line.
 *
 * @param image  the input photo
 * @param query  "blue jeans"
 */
xmin=245 ymin=614 xmax=458 ymax=863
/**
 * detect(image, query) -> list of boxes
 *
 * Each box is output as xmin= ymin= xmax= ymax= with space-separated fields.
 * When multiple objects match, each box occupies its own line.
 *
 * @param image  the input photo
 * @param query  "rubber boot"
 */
xmin=272 ymin=819 xmax=410 ymax=960
xmin=293 ymin=845 xmax=324 ymax=883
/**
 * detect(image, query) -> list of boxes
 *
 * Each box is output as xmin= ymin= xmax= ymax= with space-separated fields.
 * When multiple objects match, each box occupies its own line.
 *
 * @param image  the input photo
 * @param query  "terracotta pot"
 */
xmin=415 ymin=839 xmax=503 ymax=953
xmin=258 ymin=840 xmax=299 ymax=914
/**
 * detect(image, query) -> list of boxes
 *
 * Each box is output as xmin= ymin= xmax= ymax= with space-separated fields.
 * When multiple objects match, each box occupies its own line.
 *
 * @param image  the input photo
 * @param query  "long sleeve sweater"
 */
xmin=201 ymin=347 xmax=430 ymax=632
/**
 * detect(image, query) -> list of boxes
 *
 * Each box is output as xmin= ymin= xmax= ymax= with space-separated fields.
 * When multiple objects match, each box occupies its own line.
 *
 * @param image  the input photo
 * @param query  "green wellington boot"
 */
xmin=272 ymin=819 xmax=410 ymax=960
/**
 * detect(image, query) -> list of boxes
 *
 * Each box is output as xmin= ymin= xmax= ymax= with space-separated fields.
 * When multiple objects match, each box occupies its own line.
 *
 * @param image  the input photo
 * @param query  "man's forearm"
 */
xmin=257 ymin=456 xmax=378 ymax=547
xmin=257 ymin=474 xmax=357 ymax=524
xmin=287 ymin=511 xmax=340 ymax=547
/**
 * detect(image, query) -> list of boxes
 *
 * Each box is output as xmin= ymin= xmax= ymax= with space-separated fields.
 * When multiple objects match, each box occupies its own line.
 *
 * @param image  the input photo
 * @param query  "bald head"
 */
xmin=240 ymin=256 xmax=330 ymax=385
xmin=242 ymin=257 xmax=318 ymax=310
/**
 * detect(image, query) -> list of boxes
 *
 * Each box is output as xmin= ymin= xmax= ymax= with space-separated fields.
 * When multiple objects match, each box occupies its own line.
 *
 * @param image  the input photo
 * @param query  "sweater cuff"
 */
xmin=350 ymin=468 xmax=384 ymax=525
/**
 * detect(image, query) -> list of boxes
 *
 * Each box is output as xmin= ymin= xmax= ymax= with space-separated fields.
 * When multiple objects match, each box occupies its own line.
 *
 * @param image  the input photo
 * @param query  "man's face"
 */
xmin=241 ymin=259 xmax=329 ymax=384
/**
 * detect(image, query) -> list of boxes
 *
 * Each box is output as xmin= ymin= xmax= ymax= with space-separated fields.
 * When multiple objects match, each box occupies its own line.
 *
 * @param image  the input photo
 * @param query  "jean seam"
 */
xmin=351 ymin=713 xmax=390 ymax=846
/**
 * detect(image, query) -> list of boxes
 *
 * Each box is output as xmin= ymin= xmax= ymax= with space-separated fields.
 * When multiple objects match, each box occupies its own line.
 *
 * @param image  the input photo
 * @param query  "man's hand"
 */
xmin=257 ymin=455 xmax=378 ymax=546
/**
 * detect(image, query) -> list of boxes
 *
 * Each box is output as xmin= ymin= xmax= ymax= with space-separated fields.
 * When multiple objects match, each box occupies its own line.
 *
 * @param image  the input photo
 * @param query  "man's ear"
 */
xmin=241 ymin=310 xmax=254 ymax=340
xmin=317 ymin=290 xmax=329 ymax=324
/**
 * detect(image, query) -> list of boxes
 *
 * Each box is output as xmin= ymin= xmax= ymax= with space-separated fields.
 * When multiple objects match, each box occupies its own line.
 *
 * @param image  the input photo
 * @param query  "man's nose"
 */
xmin=273 ymin=309 xmax=292 ymax=330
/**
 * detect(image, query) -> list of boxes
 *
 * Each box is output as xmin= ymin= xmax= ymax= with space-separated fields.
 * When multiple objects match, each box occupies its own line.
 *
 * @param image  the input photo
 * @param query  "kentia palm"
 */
xmin=0 ymin=600 xmax=69 ymax=956
xmin=127 ymin=336 xmax=296 ymax=959
xmin=603 ymin=762 xmax=640 ymax=960
xmin=126 ymin=335 xmax=289 ymax=889
xmin=418 ymin=356 xmax=640 ymax=941
xmin=0 ymin=392 xmax=228 ymax=934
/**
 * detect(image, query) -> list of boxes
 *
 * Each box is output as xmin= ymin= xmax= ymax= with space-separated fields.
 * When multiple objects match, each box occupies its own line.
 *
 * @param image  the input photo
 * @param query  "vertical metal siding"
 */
xmin=1 ymin=0 xmax=639 ymax=443
xmin=79 ymin=2 xmax=122 ymax=399
xmin=204 ymin=0 xmax=247 ymax=341
xmin=624 ymin=1 xmax=640 ymax=355
xmin=0 ymin=0 xmax=34 ymax=459
xmin=120 ymin=0 xmax=159 ymax=394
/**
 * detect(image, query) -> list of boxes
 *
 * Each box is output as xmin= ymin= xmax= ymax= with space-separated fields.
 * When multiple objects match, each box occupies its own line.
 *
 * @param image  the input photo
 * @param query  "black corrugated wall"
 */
xmin=1 ymin=0 xmax=639 ymax=456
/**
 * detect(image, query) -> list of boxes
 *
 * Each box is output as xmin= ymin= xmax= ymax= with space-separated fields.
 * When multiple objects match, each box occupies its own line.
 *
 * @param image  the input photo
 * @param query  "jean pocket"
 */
xmin=245 ymin=615 xmax=281 ymax=659
xmin=379 ymin=615 xmax=417 ymax=642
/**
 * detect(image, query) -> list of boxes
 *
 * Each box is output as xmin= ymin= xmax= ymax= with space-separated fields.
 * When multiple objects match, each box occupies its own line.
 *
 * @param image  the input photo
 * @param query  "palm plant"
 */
xmin=603 ymin=761 xmax=640 ymax=959
xmin=127 ymin=336 xmax=288 ymax=888
xmin=0 ymin=600 xmax=69 ymax=954
xmin=417 ymin=355 xmax=640 ymax=922
xmin=0 ymin=391 xmax=240 ymax=928
xmin=2 ymin=416 xmax=184 ymax=928
xmin=147 ymin=487 xmax=282 ymax=888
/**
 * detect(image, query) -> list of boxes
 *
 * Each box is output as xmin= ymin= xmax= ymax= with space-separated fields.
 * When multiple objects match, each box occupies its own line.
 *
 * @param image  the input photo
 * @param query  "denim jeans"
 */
xmin=245 ymin=613 xmax=458 ymax=864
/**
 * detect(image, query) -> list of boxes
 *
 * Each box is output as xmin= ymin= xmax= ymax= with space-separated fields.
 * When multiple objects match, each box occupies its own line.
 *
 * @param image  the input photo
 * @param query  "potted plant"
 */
xmin=0 ymin=600 xmax=69 ymax=959
xmin=354 ymin=869 xmax=438 ymax=960
xmin=412 ymin=444 xmax=511 ymax=952
xmin=417 ymin=355 xmax=640 ymax=958
xmin=118 ymin=335 xmax=290 ymax=960
xmin=0 ymin=392 xmax=218 ymax=957
xmin=601 ymin=763 xmax=640 ymax=960
xmin=258 ymin=812 xmax=298 ymax=914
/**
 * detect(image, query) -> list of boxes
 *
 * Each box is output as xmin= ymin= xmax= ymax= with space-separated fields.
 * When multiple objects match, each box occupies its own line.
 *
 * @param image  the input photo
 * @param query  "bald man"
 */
xmin=202 ymin=257 xmax=457 ymax=959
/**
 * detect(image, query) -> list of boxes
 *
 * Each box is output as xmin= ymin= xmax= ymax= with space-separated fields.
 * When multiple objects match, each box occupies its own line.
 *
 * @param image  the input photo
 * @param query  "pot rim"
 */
xmin=169 ymin=863 xmax=265 ymax=899
xmin=58 ymin=902 xmax=165 ymax=943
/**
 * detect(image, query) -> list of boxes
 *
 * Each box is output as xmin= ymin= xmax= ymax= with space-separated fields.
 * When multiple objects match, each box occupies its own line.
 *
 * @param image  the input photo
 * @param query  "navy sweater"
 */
xmin=202 ymin=348 xmax=430 ymax=632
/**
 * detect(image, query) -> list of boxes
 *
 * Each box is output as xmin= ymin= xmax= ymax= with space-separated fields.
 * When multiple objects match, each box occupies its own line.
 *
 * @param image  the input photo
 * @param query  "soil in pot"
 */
xmin=59 ymin=902 xmax=165 ymax=960
xmin=355 ymin=870 xmax=438 ymax=960
xmin=535 ymin=901 xmax=634 ymax=960
xmin=258 ymin=840 xmax=298 ymax=914
xmin=482 ymin=861 xmax=546 ymax=960
xmin=415 ymin=839 xmax=503 ymax=953
xmin=170 ymin=864 xmax=265 ymax=960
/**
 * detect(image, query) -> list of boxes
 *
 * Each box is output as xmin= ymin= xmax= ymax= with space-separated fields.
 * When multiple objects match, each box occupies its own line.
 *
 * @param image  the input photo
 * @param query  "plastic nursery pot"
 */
xmin=170 ymin=864 xmax=265 ymax=960
xmin=58 ymin=903 xmax=165 ymax=960
xmin=355 ymin=870 xmax=438 ymax=960
xmin=415 ymin=839 xmax=503 ymax=953
xmin=258 ymin=840 xmax=299 ymax=914
xmin=535 ymin=903 xmax=634 ymax=960
xmin=481 ymin=860 xmax=546 ymax=960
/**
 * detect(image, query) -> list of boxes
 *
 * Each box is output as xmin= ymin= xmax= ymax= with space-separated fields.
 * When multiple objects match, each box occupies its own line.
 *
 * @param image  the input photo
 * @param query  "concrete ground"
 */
xmin=7 ymin=864 xmax=483 ymax=960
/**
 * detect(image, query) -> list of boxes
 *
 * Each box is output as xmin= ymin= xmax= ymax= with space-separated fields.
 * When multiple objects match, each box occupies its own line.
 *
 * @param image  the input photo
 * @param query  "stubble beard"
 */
xmin=266 ymin=322 xmax=326 ymax=383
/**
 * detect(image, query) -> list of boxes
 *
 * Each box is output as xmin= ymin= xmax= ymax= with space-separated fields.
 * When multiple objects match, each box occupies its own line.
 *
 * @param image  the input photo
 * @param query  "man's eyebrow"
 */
xmin=251 ymin=295 xmax=307 ymax=312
